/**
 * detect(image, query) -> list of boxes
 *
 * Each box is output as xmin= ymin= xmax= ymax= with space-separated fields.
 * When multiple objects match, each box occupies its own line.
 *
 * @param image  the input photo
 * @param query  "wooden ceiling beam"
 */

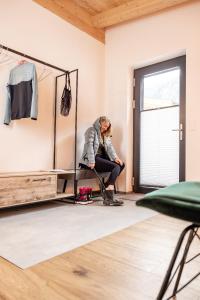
xmin=72 ymin=0 xmax=113 ymax=15
xmin=92 ymin=0 xmax=194 ymax=28
xmin=33 ymin=0 xmax=105 ymax=43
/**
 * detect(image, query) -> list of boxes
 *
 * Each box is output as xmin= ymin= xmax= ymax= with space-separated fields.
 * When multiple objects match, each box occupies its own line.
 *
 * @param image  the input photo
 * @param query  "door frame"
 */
xmin=133 ymin=55 xmax=186 ymax=193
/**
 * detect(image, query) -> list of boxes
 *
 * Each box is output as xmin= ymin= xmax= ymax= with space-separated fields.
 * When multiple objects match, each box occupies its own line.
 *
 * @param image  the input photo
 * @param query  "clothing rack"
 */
xmin=0 ymin=43 xmax=79 ymax=199
xmin=54 ymin=70 xmax=79 ymax=198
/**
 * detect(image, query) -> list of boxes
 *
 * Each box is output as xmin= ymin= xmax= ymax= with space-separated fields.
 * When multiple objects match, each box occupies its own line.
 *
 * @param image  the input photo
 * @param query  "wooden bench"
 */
xmin=0 ymin=170 xmax=116 ymax=208
xmin=0 ymin=171 xmax=74 ymax=209
xmin=58 ymin=169 xmax=116 ymax=195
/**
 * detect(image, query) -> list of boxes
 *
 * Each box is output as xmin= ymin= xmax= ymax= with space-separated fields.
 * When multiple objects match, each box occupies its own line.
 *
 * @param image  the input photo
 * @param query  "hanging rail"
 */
xmin=0 ymin=43 xmax=68 ymax=73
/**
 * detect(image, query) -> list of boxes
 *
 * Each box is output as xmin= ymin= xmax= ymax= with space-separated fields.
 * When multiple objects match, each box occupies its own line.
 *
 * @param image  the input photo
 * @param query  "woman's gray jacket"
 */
xmin=80 ymin=118 xmax=117 ymax=166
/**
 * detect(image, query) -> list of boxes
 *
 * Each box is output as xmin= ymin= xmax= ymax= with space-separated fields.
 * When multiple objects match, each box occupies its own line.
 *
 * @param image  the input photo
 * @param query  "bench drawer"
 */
xmin=0 ymin=174 xmax=57 ymax=207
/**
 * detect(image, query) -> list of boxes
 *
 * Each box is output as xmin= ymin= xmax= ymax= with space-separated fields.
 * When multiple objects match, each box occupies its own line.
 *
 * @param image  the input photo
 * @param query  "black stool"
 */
xmin=136 ymin=181 xmax=200 ymax=299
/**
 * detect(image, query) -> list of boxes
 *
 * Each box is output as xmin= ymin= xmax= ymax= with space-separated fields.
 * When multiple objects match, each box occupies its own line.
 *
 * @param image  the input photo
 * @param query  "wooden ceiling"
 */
xmin=34 ymin=0 xmax=195 ymax=43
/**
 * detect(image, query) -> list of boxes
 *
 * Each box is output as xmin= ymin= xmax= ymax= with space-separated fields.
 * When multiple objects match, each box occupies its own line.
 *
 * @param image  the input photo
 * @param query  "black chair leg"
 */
xmin=63 ymin=179 xmax=68 ymax=193
xmin=74 ymin=179 xmax=78 ymax=198
xmin=157 ymin=223 xmax=200 ymax=300
xmin=114 ymin=184 xmax=117 ymax=194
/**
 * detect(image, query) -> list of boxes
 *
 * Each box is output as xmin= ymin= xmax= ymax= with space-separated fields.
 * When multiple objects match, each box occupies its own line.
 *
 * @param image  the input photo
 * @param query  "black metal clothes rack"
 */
xmin=54 ymin=70 xmax=79 ymax=199
xmin=0 ymin=43 xmax=79 ymax=200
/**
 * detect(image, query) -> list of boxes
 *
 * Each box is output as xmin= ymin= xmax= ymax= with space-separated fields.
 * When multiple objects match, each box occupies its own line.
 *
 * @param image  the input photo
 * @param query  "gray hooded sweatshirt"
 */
xmin=4 ymin=62 xmax=38 ymax=125
xmin=80 ymin=118 xmax=117 ymax=166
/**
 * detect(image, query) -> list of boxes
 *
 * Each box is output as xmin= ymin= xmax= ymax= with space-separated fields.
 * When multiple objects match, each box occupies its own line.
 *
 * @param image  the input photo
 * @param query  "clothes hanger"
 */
xmin=0 ymin=47 xmax=27 ymax=66
xmin=18 ymin=59 xmax=28 ymax=65
xmin=17 ymin=52 xmax=28 ymax=65
xmin=38 ymin=66 xmax=46 ymax=81
xmin=38 ymin=67 xmax=52 ymax=82
xmin=0 ymin=48 xmax=14 ymax=65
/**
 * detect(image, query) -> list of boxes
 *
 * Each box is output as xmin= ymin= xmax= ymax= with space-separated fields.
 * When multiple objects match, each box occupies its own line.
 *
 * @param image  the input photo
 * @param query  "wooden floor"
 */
xmin=0 ymin=213 xmax=199 ymax=299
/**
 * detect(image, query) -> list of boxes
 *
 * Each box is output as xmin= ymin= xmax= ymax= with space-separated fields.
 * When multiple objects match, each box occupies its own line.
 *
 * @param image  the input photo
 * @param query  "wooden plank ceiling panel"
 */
xmin=72 ymin=0 xmax=131 ymax=15
xmin=92 ymin=0 xmax=195 ymax=28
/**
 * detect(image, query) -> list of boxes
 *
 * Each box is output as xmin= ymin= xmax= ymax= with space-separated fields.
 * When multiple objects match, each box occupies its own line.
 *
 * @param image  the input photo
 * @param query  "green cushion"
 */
xmin=136 ymin=181 xmax=200 ymax=224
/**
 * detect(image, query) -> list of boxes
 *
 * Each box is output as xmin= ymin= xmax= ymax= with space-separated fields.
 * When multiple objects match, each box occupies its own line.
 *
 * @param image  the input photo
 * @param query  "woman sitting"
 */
xmin=79 ymin=116 xmax=125 ymax=206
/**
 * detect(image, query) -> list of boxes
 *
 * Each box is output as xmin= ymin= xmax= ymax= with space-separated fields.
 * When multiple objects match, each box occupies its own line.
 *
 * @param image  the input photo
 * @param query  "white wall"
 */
xmin=1 ymin=0 xmax=199 ymax=193
xmin=0 ymin=0 xmax=105 ymax=172
xmin=105 ymin=1 xmax=200 ymax=192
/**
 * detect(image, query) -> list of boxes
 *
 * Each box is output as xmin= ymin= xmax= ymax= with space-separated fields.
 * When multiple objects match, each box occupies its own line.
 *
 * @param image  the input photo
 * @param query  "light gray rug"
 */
xmin=0 ymin=197 xmax=157 ymax=269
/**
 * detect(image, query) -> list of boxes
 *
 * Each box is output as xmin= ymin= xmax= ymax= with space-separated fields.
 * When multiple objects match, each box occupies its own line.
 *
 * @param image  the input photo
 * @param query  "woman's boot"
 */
xmin=103 ymin=190 xmax=123 ymax=206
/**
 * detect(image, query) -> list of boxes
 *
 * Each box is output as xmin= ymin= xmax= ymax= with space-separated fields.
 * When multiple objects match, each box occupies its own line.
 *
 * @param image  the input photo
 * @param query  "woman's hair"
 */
xmin=99 ymin=116 xmax=112 ymax=137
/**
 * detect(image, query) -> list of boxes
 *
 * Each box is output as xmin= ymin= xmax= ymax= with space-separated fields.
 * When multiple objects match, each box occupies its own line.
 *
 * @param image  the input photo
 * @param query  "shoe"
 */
xmin=75 ymin=200 xmax=93 ymax=205
xmin=103 ymin=190 xmax=124 ymax=206
xmin=76 ymin=189 xmax=93 ymax=205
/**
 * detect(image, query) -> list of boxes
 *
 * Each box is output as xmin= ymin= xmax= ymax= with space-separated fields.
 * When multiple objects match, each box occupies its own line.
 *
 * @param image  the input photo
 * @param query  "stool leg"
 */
xmin=172 ymin=229 xmax=195 ymax=296
xmin=157 ymin=224 xmax=197 ymax=300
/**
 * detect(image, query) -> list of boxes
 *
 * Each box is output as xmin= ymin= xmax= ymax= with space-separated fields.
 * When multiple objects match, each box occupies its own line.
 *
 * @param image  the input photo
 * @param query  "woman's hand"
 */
xmin=115 ymin=157 xmax=123 ymax=166
xmin=89 ymin=163 xmax=95 ymax=169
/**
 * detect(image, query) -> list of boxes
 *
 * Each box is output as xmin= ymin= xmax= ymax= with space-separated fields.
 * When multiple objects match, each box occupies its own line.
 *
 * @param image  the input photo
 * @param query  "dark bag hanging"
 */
xmin=60 ymin=72 xmax=72 ymax=116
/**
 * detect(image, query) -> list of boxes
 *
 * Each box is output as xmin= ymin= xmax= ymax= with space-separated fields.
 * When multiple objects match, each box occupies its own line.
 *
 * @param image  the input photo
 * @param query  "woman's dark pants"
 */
xmin=80 ymin=155 xmax=125 ymax=187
